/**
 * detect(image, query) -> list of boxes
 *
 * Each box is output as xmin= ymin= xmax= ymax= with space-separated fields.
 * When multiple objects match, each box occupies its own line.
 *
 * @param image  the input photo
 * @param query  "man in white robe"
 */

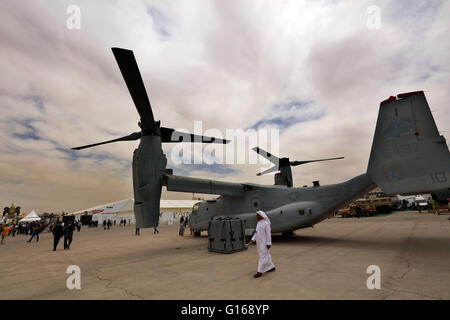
xmin=249 ymin=210 xmax=276 ymax=278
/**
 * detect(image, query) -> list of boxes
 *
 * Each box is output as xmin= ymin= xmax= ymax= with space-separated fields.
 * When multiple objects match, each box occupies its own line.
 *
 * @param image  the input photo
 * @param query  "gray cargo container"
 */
xmin=208 ymin=217 xmax=247 ymax=254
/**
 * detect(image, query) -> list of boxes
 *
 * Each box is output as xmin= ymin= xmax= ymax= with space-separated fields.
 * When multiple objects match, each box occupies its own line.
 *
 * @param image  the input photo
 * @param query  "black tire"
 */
xmin=342 ymin=213 xmax=348 ymax=218
xmin=281 ymin=231 xmax=294 ymax=236
xmin=364 ymin=211 xmax=371 ymax=217
xmin=193 ymin=231 xmax=201 ymax=237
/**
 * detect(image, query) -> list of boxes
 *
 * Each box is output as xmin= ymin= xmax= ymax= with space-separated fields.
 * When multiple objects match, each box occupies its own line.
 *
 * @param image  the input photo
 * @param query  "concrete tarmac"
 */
xmin=1 ymin=211 xmax=449 ymax=300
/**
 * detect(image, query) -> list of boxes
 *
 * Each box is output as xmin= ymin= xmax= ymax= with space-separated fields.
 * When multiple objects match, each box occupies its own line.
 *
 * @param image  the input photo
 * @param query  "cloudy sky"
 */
xmin=1 ymin=0 xmax=449 ymax=214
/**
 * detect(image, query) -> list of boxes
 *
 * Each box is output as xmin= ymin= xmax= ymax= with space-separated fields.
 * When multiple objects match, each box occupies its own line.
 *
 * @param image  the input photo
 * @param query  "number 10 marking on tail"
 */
xmin=430 ymin=172 xmax=447 ymax=184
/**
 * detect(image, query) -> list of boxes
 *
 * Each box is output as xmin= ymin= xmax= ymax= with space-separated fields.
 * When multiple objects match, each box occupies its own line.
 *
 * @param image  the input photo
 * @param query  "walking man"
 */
xmin=27 ymin=223 xmax=40 ymax=242
xmin=1 ymin=224 xmax=11 ymax=244
xmin=63 ymin=222 xmax=75 ymax=250
xmin=248 ymin=210 xmax=276 ymax=278
xmin=52 ymin=222 xmax=64 ymax=251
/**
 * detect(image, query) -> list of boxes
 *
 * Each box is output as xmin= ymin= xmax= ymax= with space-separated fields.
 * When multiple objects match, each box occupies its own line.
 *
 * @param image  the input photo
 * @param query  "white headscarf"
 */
xmin=256 ymin=210 xmax=271 ymax=225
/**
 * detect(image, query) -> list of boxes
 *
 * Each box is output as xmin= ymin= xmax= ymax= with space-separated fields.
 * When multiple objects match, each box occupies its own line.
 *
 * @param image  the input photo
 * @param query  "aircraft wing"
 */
xmin=163 ymin=174 xmax=246 ymax=197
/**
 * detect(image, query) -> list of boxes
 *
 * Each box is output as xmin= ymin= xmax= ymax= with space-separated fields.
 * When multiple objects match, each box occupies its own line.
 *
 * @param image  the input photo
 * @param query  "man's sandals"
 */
xmin=254 ymin=267 xmax=276 ymax=278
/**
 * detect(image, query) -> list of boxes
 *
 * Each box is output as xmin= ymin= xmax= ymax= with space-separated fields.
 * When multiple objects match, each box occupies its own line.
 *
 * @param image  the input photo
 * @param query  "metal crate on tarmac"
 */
xmin=207 ymin=217 xmax=247 ymax=254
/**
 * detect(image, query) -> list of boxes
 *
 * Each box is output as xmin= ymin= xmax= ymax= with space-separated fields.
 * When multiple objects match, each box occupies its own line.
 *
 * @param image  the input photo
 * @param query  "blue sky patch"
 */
xmin=248 ymin=100 xmax=324 ymax=131
xmin=146 ymin=6 xmax=171 ymax=39
xmin=12 ymin=119 xmax=42 ymax=141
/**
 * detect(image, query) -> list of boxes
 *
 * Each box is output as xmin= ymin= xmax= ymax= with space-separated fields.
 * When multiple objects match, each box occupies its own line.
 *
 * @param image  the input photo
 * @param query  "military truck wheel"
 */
xmin=193 ymin=231 xmax=201 ymax=237
xmin=364 ymin=211 xmax=371 ymax=217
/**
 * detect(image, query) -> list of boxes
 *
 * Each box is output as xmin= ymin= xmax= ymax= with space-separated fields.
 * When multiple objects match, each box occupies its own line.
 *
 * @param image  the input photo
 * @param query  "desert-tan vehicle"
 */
xmin=355 ymin=197 xmax=393 ymax=213
xmin=338 ymin=203 xmax=377 ymax=218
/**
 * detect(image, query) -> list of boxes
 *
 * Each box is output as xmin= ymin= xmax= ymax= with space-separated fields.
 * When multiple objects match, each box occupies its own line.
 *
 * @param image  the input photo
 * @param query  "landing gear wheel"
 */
xmin=281 ymin=231 xmax=295 ymax=236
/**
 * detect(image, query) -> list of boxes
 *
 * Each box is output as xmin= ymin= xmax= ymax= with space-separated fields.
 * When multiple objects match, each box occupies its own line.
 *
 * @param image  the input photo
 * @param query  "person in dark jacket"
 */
xmin=355 ymin=206 xmax=362 ymax=218
xmin=52 ymin=222 xmax=64 ymax=251
xmin=63 ymin=222 xmax=75 ymax=250
xmin=27 ymin=223 xmax=40 ymax=243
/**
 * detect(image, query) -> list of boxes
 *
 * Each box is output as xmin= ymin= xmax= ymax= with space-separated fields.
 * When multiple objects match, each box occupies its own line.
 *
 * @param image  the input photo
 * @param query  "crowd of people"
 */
xmin=0 ymin=221 xmax=46 ymax=244
xmin=1 ymin=214 xmax=194 ymax=246
xmin=0 ymin=219 xmax=82 ymax=250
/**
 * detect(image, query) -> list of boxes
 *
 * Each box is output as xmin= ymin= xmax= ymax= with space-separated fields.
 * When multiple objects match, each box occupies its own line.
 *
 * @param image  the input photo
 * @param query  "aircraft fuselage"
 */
xmin=189 ymin=174 xmax=375 ymax=233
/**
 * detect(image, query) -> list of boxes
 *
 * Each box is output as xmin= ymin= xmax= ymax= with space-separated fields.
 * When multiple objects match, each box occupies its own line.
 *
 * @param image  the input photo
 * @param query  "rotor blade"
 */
xmin=112 ymin=47 xmax=156 ymax=131
xmin=252 ymin=147 xmax=280 ymax=165
xmin=257 ymin=165 xmax=279 ymax=176
xmin=71 ymin=132 xmax=141 ymax=150
xmin=290 ymin=157 xmax=344 ymax=166
xmin=160 ymin=127 xmax=230 ymax=144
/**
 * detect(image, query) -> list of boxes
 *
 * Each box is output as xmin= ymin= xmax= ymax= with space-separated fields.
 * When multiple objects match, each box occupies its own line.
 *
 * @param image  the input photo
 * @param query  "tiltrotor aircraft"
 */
xmin=73 ymin=48 xmax=450 ymax=236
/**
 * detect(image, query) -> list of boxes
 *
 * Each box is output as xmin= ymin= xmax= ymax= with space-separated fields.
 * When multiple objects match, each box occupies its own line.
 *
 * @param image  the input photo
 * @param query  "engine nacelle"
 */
xmin=132 ymin=135 xmax=167 ymax=228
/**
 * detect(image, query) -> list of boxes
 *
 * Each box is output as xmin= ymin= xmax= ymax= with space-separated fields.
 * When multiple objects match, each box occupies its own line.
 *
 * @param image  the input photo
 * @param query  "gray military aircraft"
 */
xmin=73 ymin=48 xmax=450 ymax=236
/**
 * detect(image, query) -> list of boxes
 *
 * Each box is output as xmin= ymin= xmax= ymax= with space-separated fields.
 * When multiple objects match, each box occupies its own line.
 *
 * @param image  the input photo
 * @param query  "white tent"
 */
xmin=19 ymin=210 xmax=41 ymax=222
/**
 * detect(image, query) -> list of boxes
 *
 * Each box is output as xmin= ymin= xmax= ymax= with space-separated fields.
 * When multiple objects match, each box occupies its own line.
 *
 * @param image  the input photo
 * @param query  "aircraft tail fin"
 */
xmin=367 ymin=91 xmax=450 ymax=195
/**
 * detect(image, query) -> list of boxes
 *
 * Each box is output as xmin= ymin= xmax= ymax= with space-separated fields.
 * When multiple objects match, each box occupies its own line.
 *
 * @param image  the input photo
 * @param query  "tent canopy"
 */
xmin=19 ymin=210 xmax=41 ymax=222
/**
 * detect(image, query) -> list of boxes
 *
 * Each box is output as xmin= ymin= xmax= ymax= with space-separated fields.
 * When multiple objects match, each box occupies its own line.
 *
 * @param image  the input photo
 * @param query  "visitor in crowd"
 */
xmin=52 ymin=222 xmax=64 ymax=251
xmin=179 ymin=222 xmax=185 ymax=236
xmin=355 ymin=206 xmax=362 ymax=218
xmin=63 ymin=222 xmax=75 ymax=250
xmin=27 ymin=223 xmax=41 ymax=243
xmin=432 ymin=200 xmax=439 ymax=215
xmin=1 ymin=224 xmax=11 ymax=244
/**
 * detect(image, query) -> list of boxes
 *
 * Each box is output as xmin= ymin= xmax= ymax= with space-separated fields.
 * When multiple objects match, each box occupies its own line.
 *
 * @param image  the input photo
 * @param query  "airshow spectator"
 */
xmin=52 ymin=222 xmax=64 ymax=251
xmin=63 ymin=222 xmax=75 ymax=250
xmin=27 ymin=223 xmax=40 ymax=243
xmin=1 ymin=224 xmax=11 ymax=244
